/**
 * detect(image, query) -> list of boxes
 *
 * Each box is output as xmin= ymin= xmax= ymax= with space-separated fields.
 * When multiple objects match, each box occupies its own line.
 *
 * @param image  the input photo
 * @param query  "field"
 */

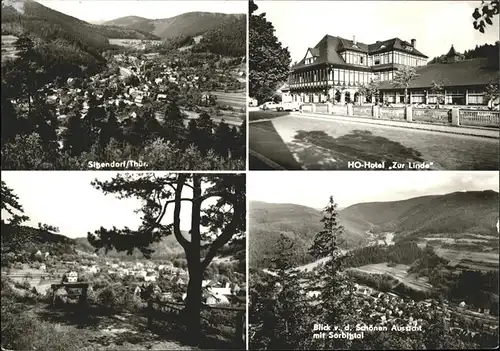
xmin=434 ymin=248 xmax=499 ymax=271
xmin=349 ymin=263 xmax=433 ymax=292
xmin=214 ymin=91 xmax=246 ymax=110
xmin=109 ymin=38 xmax=162 ymax=49
xmin=1 ymin=34 xmax=19 ymax=62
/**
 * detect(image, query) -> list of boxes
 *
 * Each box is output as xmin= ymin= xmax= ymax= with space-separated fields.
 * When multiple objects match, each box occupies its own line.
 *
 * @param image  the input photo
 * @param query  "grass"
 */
xmin=350 ymin=263 xmax=432 ymax=292
xmin=249 ymin=111 xmax=290 ymax=122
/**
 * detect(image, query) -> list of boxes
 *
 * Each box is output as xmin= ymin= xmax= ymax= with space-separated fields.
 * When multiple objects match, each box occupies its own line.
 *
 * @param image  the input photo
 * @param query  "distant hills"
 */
xmin=102 ymin=12 xmax=244 ymax=40
xmin=250 ymin=190 xmax=499 ymax=268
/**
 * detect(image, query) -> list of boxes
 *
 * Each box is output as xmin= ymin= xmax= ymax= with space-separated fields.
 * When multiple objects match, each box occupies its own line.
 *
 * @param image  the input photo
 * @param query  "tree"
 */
xmin=484 ymin=81 xmax=499 ymax=109
xmin=87 ymin=173 xmax=245 ymax=344
xmin=250 ymin=235 xmax=310 ymax=350
xmin=308 ymin=196 xmax=357 ymax=350
xmin=429 ymin=80 xmax=446 ymax=107
xmin=391 ymin=66 xmax=420 ymax=105
xmin=214 ymin=120 xmax=232 ymax=158
xmin=473 ymin=0 xmax=499 ymax=33
xmin=358 ymin=79 xmax=381 ymax=104
xmin=249 ymin=0 xmax=291 ymax=103
xmin=1 ymin=181 xmax=31 ymax=259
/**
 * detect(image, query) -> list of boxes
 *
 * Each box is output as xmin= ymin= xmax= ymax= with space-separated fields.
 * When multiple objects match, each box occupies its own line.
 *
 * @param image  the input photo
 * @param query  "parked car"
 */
xmin=276 ymin=101 xmax=301 ymax=111
xmin=259 ymin=101 xmax=280 ymax=110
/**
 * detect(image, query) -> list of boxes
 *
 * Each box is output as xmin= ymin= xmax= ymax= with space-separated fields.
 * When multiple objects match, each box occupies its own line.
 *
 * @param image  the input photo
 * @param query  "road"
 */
xmin=249 ymin=113 xmax=499 ymax=170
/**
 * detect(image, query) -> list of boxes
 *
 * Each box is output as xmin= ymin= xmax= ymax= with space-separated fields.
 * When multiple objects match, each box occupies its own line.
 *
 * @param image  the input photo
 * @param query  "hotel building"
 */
xmin=289 ymin=35 xmax=499 ymax=106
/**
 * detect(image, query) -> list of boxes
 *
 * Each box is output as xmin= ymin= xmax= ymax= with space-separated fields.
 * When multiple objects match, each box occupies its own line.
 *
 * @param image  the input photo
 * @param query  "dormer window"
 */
xmin=380 ymin=45 xmax=386 ymax=49
xmin=305 ymin=57 xmax=315 ymax=65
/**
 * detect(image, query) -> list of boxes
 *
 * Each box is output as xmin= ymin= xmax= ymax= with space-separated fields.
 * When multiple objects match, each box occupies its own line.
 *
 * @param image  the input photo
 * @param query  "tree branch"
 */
xmin=201 ymin=200 xmax=244 ymax=271
xmin=173 ymin=175 xmax=190 ymax=250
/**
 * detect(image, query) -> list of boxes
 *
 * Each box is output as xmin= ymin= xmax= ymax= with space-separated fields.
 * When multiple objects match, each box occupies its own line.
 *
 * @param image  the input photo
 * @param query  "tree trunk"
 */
xmin=404 ymin=87 xmax=408 ymax=105
xmin=185 ymin=258 xmax=202 ymax=344
xmin=185 ymin=175 xmax=203 ymax=345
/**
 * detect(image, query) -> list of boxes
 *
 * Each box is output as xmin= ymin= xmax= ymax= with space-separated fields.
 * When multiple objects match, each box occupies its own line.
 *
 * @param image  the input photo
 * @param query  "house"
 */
xmin=65 ymin=271 xmax=78 ymax=283
xmin=289 ymin=35 xmax=428 ymax=104
xmin=144 ymin=275 xmax=156 ymax=282
xmin=378 ymin=56 xmax=499 ymax=106
xmin=208 ymin=282 xmax=232 ymax=297
xmin=206 ymin=292 xmax=230 ymax=305
xmin=134 ymin=95 xmax=144 ymax=104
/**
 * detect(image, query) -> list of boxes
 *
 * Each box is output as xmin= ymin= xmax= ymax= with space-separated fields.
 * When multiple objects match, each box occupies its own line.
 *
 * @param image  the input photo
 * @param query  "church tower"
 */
xmin=445 ymin=45 xmax=461 ymax=63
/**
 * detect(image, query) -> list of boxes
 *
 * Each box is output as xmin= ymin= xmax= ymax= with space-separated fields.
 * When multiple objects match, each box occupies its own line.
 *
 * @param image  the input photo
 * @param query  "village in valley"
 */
xmin=1 ymin=0 xmax=246 ymax=170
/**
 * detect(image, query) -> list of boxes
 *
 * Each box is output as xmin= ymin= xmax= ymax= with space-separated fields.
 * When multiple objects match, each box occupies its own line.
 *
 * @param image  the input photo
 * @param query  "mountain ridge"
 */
xmin=250 ymin=190 xmax=499 ymax=268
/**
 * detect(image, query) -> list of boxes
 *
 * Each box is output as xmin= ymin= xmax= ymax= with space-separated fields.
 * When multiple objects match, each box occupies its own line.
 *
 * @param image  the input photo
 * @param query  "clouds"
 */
xmin=248 ymin=171 xmax=499 ymax=208
xmin=256 ymin=0 xmax=499 ymax=62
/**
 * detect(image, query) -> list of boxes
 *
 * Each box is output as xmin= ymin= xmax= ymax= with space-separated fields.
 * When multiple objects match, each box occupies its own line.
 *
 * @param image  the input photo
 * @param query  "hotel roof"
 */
xmin=292 ymin=35 xmax=428 ymax=70
xmin=378 ymin=58 xmax=499 ymax=90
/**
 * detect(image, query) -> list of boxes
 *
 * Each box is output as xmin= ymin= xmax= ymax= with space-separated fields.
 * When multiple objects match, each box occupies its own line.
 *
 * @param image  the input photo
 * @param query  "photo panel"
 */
xmin=248 ymin=171 xmax=499 ymax=349
xmin=248 ymin=0 xmax=499 ymax=170
xmin=1 ymin=0 xmax=247 ymax=171
xmin=1 ymin=171 xmax=246 ymax=350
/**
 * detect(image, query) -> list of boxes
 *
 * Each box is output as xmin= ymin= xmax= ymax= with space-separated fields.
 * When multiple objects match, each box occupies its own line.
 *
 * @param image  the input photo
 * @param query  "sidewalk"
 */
xmin=290 ymin=112 xmax=500 ymax=139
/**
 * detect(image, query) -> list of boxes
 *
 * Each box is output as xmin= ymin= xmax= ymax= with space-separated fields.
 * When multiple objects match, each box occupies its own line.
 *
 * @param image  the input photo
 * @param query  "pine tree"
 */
xmin=250 ymin=234 xmax=311 ymax=350
xmin=308 ymin=196 xmax=357 ymax=349
xmin=162 ymin=101 xmax=185 ymax=144
xmin=214 ymin=119 xmax=231 ymax=158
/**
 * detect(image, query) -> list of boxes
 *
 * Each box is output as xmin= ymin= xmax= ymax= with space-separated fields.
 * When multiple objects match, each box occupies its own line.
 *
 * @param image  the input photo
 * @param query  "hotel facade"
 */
xmin=289 ymin=35 xmax=499 ymax=107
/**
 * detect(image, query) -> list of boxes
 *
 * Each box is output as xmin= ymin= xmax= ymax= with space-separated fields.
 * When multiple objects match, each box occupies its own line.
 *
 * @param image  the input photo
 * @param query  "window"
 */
xmin=360 ymin=56 xmax=364 ymax=64
xmin=411 ymin=90 xmax=425 ymax=103
xmin=467 ymin=90 xmax=485 ymax=105
xmin=349 ymin=71 xmax=355 ymax=85
xmin=374 ymin=55 xmax=380 ymax=65
xmin=445 ymin=90 xmax=465 ymax=105
xmin=334 ymin=69 xmax=339 ymax=83
xmin=387 ymin=92 xmax=396 ymax=103
xmin=339 ymin=69 xmax=344 ymax=84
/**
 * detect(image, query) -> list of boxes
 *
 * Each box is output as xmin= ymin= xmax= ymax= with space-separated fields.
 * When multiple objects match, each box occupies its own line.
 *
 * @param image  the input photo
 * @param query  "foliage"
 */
xmin=194 ymin=16 xmax=246 ymax=57
xmin=1 ymin=287 xmax=93 ymax=351
xmin=250 ymin=235 xmax=311 ymax=350
xmin=87 ymin=173 xmax=246 ymax=343
xmin=391 ymin=66 xmax=420 ymax=105
xmin=249 ymin=0 xmax=291 ymax=103
xmin=358 ymin=79 xmax=381 ymax=104
xmin=428 ymin=42 xmax=499 ymax=65
xmin=473 ymin=0 xmax=499 ymax=33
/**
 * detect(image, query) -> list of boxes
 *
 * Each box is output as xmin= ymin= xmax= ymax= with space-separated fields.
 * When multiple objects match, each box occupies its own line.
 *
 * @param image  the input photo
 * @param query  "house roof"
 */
xmin=378 ymin=58 xmax=499 ymax=90
xmin=292 ymin=35 xmax=428 ymax=70
xmin=446 ymin=45 xmax=457 ymax=57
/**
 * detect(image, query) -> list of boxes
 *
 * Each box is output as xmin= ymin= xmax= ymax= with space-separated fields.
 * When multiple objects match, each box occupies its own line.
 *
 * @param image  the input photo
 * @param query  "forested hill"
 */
xmin=250 ymin=190 xmax=499 ymax=269
xmin=193 ymin=15 xmax=246 ymax=56
xmin=428 ymin=42 xmax=500 ymax=65
xmin=103 ymin=12 xmax=244 ymax=40
xmin=1 ymin=0 xmax=159 ymax=59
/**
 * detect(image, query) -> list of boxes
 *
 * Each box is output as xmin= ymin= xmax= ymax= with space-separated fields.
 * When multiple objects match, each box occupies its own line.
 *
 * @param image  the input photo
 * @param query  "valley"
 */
xmin=1 ymin=0 xmax=247 ymax=171
xmin=250 ymin=189 xmax=499 ymax=348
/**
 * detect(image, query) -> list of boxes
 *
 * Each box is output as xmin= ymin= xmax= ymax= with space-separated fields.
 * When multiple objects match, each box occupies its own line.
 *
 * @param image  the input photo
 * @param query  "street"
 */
xmin=249 ymin=113 xmax=499 ymax=170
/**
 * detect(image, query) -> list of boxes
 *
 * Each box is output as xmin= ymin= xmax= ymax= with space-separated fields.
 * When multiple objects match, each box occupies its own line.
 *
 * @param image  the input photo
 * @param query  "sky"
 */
xmin=255 ymin=0 xmax=500 ymax=63
xmin=1 ymin=171 xmax=206 ymax=238
xmin=248 ymin=171 xmax=499 ymax=209
xmin=36 ymin=0 xmax=246 ymax=23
